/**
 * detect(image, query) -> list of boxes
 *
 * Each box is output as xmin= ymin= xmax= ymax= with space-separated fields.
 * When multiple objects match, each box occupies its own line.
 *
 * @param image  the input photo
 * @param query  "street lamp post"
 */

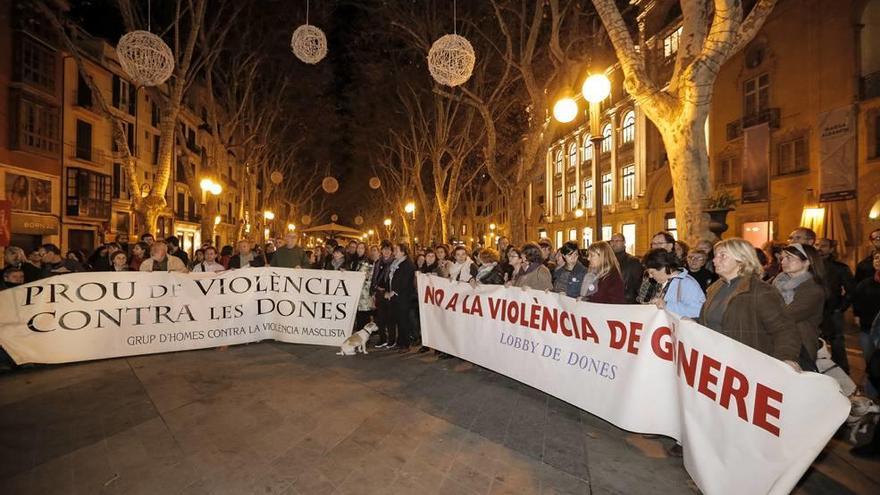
xmin=582 ymin=74 xmax=611 ymax=242
xmin=383 ymin=218 xmax=392 ymax=239
xmin=552 ymin=73 xmax=611 ymax=243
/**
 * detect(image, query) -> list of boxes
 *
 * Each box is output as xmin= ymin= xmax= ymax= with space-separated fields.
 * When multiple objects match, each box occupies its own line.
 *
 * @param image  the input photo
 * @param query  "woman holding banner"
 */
xmin=699 ymin=238 xmax=801 ymax=368
xmin=511 ymin=244 xmax=552 ymax=291
xmin=580 ymin=242 xmax=625 ymax=304
xmin=642 ymin=249 xmax=705 ymax=318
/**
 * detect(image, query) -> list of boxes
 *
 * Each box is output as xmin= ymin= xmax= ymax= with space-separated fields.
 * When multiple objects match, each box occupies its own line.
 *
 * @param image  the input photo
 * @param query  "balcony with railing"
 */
xmin=725 ymin=108 xmax=781 ymax=140
xmin=174 ymin=211 xmax=202 ymax=223
xmin=66 ymin=141 xmax=112 ymax=168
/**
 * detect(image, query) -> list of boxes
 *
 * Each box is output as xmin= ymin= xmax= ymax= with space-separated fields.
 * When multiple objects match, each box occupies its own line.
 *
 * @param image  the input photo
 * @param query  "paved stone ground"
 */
xmin=0 ymin=341 xmax=878 ymax=494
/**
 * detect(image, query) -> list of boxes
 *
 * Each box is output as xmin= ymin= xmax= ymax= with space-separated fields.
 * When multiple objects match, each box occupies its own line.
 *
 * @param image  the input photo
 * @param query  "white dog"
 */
xmin=337 ymin=322 xmax=378 ymax=356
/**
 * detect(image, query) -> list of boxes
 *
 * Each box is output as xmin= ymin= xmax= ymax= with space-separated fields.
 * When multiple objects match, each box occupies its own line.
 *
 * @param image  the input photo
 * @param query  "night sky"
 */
xmin=67 ymin=0 xmax=407 ymax=225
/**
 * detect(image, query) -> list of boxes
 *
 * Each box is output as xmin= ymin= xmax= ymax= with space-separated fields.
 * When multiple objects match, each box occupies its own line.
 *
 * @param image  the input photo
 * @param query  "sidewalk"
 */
xmin=0 ymin=341 xmax=877 ymax=494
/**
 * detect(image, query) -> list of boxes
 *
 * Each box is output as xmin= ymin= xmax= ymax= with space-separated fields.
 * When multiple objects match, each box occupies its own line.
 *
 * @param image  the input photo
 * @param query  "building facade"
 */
xmin=530 ymin=0 xmax=880 ymax=266
xmin=0 ymin=3 xmax=259 ymax=257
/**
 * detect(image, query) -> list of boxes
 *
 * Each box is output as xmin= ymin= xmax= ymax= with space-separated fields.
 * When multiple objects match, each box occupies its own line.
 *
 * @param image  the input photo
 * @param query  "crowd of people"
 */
xmin=2 ymin=225 xmax=880 ymax=453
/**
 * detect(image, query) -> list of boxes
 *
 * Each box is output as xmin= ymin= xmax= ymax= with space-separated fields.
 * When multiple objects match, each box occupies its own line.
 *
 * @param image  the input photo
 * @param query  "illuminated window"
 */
xmin=621 ymin=111 xmax=635 ymax=144
xmin=554 ymin=150 xmax=564 ymax=175
xmin=554 ymin=189 xmax=563 ymax=215
xmin=744 ymin=73 xmax=770 ymax=118
xmin=601 ymin=173 xmax=612 ymax=205
xmin=601 ymin=124 xmax=612 ymax=153
xmin=582 ymin=227 xmax=593 ymax=248
xmin=568 ymin=143 xmax=578 ymax=169
xmin=569 ymin=229 xmax=578 ymax=241
xmin=568 ymin=184 xmax=578 ymax=211
xmin=664 ymin=26 xmax=683 ymax=58
xmin=620 ymin=165 xmax=635 ymax=201
xmin=582 ymin=139 xmax=593 ymax=162
xmin=583 ymin=179 xmax=593 ymax=209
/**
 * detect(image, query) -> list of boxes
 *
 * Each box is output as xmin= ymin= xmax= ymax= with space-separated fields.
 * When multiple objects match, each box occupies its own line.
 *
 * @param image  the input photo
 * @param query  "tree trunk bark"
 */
xmin=658 ymin=113 xmax=712 ymax=245
xmin=508 ymin=185 xmax=528 ymax=245
xmin=438 ymin=206 xmax=450 ymax=244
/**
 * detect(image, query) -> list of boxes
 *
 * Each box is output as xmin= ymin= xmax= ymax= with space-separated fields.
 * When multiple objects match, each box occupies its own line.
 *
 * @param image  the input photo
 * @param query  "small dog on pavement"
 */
xmin=337 ymin=322 xmax=378 ymax=356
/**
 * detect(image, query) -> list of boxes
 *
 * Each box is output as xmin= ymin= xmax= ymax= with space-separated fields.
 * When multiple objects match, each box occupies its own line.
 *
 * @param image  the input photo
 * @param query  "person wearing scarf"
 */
xmin=772 ymin=243 xmax=825 ymax=368
xmin=420 ymin=251 xmax=439 ymax=274
xmin=511 ymin=244 xmax=552 ymax=291
xmin=385 ymin=242 xmax=416 ymax=351
xmin=474 ymin=248 xmax=505 ymax=285
xmin=448 ymin=245 xmax=477 ymax=282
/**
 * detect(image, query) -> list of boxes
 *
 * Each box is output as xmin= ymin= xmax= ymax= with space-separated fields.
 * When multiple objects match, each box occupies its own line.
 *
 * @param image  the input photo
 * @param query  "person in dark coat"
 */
xmin=685 ymin=249 xmax=717 ymax=293
xmin=855 ymin=228 xmax=880 ymax=284
xmin=3 ymin=246 xmax=41 ymax=283
xmin=772 ymin=243 xmax=826 ymax=369
xmin=853 ymin=252 xmax=880 ymax=370
xmin=386 ymin=242 xmax=417 ymax=351
xmin=371 ymin=241 xmax=395 ymax=348
xmin=474 ymin=248 xmax=506 ymax=285
xmin=609 ymin=233 xmax=643 ymax=303
xmin=165 ymin=236 xmax=190 ymax=267
xmin=817 ymin=238 xmax=855 ymax=373
xmin=228 ymin=239 xmax=266 ymax=269
xmin=553 ymin=241 xmax=588 ymax=298
xmin=699 ymin=238 xmax=801 ymax=367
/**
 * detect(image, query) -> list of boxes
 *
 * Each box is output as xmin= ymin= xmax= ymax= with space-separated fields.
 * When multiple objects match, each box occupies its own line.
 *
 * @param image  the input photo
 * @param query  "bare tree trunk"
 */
xmin=660 ymin=111 xmax=711 ymax=242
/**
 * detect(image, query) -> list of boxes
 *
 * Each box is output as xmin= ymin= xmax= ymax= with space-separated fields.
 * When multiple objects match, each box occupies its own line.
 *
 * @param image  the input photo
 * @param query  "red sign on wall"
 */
xmin=0 ymin=200 xmax=11 ymax=247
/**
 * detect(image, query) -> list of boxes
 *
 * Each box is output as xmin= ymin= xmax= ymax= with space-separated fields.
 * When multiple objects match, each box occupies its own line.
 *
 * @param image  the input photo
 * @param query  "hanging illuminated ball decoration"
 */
xmin=354 ymin=215 xmax=364 ymax=226
xmin=301 ymin=214 xmax=312 ymax=225
xmin=427 ymin=34 xmax=476 ymax=87
xmin=322 ymin=177 xmax=339 ymax=193
xmin=330 ymin=214 xmax=339 ymax=222
xmin=270 ymin=171 xmax=284 ymax=184
xmin=290 ymin=25 xmax=327 ymax=64
xmin=368 ymin=177 xmax=381 ymax=190
xmin=116 ymin=31 xmax=175 ymax=87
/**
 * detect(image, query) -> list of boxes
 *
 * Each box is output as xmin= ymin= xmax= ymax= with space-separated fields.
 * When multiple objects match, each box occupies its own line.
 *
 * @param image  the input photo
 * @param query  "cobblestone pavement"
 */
xmin=0 ymin=341 xmax=878 ymax=494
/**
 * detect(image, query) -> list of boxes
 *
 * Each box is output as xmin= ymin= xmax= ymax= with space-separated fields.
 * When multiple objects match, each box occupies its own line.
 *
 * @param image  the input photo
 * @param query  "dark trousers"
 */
xmin=821 ymin=310 xmax=850 ymax=374
xmin=392 ymin=297 xmax=414 ymax=348
xmin=375 ymin=296 xmax=395 ymax=345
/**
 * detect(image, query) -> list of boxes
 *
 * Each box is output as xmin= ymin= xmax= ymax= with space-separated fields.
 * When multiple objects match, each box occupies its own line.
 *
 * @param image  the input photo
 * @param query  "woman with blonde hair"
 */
xmin=581 ymin=241 xmax=625 ymax=304
xmin=699 ymin=238 xmax=801 ymax=368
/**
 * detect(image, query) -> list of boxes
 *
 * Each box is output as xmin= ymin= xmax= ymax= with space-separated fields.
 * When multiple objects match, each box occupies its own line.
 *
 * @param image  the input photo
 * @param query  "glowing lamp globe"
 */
xmin=369 ymin=177 xmax=381 ymax=189
xmin=427 ymin=34 xmax=476 ymax=87
xmin=575 ymin=208 xmax=585 ymax=218
xmin=288 ymin=223 xmax=296 ymax=231
xmin=383 ymin=218 xmax=392 ymax=227
xmin=209 ymin=183 xmax=222 ymax=195
xmin=200 ymin=178 xmax=212 ymax=191
xmin=553 ymin=98 xmax=578 ymax=123
xmin=116 ymin=31 xmax=175 ymax=87
xmin=582 ymin=74 xmax=611 ymax=103
xmin=290 ymin=25 xmax=327 ymax=64
xmin=322 ymin=177 xmax=339 ymax=193
xmin=404 ymin=202 xmax=415 ymax=214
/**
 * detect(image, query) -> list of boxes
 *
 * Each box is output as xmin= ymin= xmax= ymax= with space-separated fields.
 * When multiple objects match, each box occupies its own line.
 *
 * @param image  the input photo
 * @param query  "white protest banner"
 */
xmin=0 ymin=268 xmax=364 ymax=364
xmin=417 ymin=274 xmax=849 ymax=495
